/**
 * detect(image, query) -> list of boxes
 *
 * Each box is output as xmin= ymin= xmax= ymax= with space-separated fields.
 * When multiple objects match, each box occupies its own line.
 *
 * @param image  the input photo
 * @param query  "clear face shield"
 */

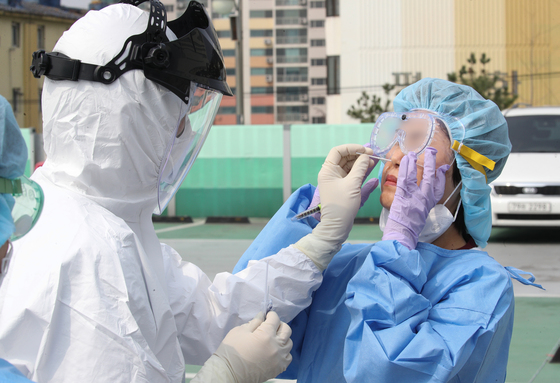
xmin=371 ymin=109 xmax=463 ymax=166
xmin=0 ymin=176 xmax=44 ymax=241
xmin=155 ymin=82 xmax=222 ymax=214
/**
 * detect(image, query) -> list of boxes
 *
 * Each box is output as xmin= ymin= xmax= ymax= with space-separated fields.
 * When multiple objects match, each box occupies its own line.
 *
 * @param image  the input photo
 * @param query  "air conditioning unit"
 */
xmin=265 ymin=75 xmax=273 ymax=83
xmin=300 ymin=17 xmax=307 ymax=25
xmin=301 ymin=94 xmax=308 ymax=101
xmin=266 ymin=57 xmax=274 ymax=64
xmin=264 ymin=38 xmax=272 ymax=45
xmin=302 ymin=113 xmax=309 ymax=121
xmin=300 ymin=0 xmax=307 ymax=5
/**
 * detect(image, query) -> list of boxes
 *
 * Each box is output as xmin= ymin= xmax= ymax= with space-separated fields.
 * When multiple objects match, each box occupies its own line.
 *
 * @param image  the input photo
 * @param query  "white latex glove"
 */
xmin=294 ymin=144 xmax=375 ymax=271
xmin=191 ymin=311 xmax=293 ymax=383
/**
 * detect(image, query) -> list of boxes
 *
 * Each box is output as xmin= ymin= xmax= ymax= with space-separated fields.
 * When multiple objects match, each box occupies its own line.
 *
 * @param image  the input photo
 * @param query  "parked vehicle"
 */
xmin=490 ymin=106 xmax=560 ymax=227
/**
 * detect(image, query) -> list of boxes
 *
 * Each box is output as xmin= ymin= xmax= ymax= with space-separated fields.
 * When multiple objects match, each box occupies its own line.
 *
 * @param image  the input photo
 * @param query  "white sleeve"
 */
xmin=162 ymin=244 xmax=322 ymax=365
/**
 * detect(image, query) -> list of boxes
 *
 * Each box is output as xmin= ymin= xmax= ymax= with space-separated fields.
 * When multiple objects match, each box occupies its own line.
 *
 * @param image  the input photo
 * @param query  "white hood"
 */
xmin=39 ymin=4 xmax=182 ymax=225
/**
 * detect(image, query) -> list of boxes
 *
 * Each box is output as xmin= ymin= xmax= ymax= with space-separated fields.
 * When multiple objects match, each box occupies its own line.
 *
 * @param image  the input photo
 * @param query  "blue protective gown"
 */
xmin=0 ymin=360 xmax=35 ymax=383
xmin=234 ymin=185 xmax=518 ymax=383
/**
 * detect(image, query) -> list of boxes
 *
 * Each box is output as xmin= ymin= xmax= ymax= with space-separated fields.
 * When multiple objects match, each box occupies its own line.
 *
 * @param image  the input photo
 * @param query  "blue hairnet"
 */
xmin=0 ymin=95 xmax=28 ymax=244
xmin=393 ymin=78 xmax=511 ymax=247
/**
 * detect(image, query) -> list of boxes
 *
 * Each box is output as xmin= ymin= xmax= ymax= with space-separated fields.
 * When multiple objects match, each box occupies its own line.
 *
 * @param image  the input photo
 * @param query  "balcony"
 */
xmin=277 ymin=74 xmax=308 ymax=82
xmin=276 ymin=36 xmax=307 ymax=44
xmin=277 ymin=94 xmax=309 ymax=102
xmin=277 ymin=56 xmax=308 ymax=63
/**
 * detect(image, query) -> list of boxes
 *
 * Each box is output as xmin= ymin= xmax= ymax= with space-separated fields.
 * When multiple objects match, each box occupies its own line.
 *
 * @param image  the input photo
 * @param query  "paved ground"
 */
xmin=156 ymin=221 xmax=560 ymax=382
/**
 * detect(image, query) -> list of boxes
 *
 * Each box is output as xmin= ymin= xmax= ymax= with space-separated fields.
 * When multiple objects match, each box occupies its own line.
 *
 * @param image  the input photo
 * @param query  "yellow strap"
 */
xmin=452 ymin=140 xmax=496 ymax=181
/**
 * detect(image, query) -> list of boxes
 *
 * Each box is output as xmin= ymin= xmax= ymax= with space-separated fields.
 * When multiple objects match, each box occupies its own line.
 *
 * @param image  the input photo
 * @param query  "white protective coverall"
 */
xmin=0 ymin=5 xmax=321 ymax=382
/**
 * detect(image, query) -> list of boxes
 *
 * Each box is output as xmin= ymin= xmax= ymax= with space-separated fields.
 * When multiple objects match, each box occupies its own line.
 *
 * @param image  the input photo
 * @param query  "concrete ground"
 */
xmin=156 ymin=221 xmax=560 ymax=382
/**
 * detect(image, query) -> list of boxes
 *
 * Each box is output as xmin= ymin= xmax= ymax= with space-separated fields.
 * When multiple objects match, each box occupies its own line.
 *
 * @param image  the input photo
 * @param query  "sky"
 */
xmin=60 ymin=0 xmax=90 ymax=9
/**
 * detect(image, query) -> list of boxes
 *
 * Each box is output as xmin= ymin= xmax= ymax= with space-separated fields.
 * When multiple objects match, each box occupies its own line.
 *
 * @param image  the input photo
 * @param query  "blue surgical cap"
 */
xmin=393 ymin=78 xmax=511 ymax=247
xmin=0 ymin=95 xmax=28 ymax=244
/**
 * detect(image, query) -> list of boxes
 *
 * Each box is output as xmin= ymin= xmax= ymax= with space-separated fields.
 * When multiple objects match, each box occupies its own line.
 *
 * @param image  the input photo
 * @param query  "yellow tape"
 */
xmin=452 ymin=140 xmax=496 ymax=181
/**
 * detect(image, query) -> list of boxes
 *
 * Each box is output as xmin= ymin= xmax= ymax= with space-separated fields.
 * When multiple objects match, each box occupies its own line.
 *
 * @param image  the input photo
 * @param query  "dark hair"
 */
xmin=451 ymin=159 xmax=472 ymax=242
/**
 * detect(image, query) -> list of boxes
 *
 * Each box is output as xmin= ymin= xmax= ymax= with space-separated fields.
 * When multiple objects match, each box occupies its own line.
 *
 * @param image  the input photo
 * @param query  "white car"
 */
xmin=490 ymin=106 xmax=560 ymax=227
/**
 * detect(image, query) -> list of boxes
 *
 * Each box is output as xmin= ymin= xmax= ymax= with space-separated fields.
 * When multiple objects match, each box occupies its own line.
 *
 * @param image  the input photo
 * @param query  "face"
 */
xmin=380 ymin=122 xmax=460 ymax=211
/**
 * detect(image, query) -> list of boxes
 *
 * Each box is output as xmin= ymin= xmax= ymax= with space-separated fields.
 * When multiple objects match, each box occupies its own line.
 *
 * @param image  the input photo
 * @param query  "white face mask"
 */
xmin=380 ymin=181 xmax=463 ymax=244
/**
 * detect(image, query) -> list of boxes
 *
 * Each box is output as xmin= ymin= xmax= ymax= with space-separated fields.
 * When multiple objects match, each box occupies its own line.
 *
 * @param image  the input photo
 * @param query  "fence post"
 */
xmin=283 ymin=124 xmax=292 ymax=202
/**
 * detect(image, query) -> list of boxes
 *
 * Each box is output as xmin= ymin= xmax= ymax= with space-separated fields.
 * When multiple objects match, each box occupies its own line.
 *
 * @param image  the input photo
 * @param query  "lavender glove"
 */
xmin=382 ymin=147 xmax=450 ymax=250
xmin=309 ymin=144 xmax=378 ymax=221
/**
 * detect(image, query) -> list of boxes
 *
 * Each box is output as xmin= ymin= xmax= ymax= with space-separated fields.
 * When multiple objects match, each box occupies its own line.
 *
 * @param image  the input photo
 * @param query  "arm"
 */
xmin=342 ymin=241 xmax=514 ymax=382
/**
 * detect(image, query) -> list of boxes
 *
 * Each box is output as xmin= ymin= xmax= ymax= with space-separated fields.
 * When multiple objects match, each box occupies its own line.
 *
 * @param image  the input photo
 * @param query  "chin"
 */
xmin=380 ymin=192 xmax=394 ymax=210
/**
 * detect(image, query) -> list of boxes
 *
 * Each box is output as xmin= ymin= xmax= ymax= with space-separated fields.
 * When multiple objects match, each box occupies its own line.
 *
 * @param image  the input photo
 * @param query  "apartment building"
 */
xmin=209 ymin=0 xmax=328 ymax=125
xmin=325 ymin=0 xmax=560 ymax=124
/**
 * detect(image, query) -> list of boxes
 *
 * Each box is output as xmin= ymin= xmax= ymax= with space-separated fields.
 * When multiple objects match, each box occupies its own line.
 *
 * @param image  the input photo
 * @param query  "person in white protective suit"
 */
xmin=0 ymin=1 xmax=376 ymax=382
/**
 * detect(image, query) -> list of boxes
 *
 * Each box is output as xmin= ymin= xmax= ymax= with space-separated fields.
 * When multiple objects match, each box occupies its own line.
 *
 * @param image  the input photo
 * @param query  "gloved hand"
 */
xmin=382 ymin=147 xmax=449 ymax=250
xmin=191 ymin=311 xmax=293 ymax=383
xmin=309 ymin=173 xmax=378 ymax=221
xmin=294 ymin=144 xmax=376 ymax=271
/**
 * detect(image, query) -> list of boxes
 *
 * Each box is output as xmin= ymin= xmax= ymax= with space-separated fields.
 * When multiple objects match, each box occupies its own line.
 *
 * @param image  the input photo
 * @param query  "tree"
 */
xmin=447 ymin=53 xmax=517 ymax=110
xmin=346 ymin=83 xmax=395 ymax=123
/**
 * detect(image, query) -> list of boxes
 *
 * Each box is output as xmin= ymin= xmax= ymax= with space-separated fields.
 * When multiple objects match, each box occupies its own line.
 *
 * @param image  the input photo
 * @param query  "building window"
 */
xmin=311 ymin=78 xmax=326 ymax=85
xmin=310 ymin=20 xmax=325 ymax=27
xmin=276 ymin=48 xmax=307 ymax=63
xmin=218 ymin=106 xmax=236 ymax=114
xmin=37 ymin=25 xmax=45 ymax=50
xmin=12 ymin=88 xmax=22 ymax=113
xmin=250 ymin=29 xmax=273 ymax=37
xmin=276 ymin=28 xmax=307 ymax=44
xmin=310 ymin=39 xmax=325 ymax=47
xmin=277 ymin=67 xmax=308 ymax=82
xmin=327 ymin=55 xmax=340 ymax=94
xmin=312 ymin=97 xmax=325 ymax=105
xmin=164 ymin=4 xmax=174 ymax=12
xmin=276 ymin=9 xmax=307 ymax=25
xmin=250 ymin=48 xmax=273 ymax=56
xmin=12 ymin=22 xmax=20 ymax=47
xmin=251 ymin=67 xmax=274 ymax=75
xmin=226 ymin=68 xmax=236 ymax=76
xmin=326 ymin=0 xmax=339 ymax=16
xmin=217 ymin=30 xmax=231 ymax=38
xmin=277 ymin=86 xmax=308 ymax=102
xmin=250 ymin=10 xmax=273 ymax=18
xmin=310 ymin=1 xmax=325 ymax=8
xmin=222 ymin=49 xmax=235 ymax=57
xmin=311 ymin=58 xmax=326 ymax=66
xmin=252 ymin=106 xmax=274 ymax=114
xmin=276 ymin=0 xmax=300 ymax=5
xmin=277 ymin=105 xmax=309 ymax=122
xmin=251 ymin=87 xmax=274 ymax=94
xmin=312 ymin=116 xmax=326 ymax=123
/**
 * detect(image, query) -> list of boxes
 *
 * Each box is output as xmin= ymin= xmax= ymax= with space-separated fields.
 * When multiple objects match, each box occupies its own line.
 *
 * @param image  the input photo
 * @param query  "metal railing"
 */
xmin=276 ymin=56 xmax=308 ymax=63
xmin=277 ymin=74 xmax=308 ymax=82
xmin=276 ymin=36 xmax=307 ymax=44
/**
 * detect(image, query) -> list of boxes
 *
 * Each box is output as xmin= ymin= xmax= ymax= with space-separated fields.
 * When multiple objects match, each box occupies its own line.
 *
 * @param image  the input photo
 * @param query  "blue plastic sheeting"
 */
xmin=234 ymin=185 xmax=516 ymax=383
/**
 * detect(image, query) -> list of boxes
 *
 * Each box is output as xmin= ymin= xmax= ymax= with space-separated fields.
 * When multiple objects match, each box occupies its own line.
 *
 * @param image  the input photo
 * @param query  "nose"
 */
xmin=387 ymin=144 xmax=405 ymax=166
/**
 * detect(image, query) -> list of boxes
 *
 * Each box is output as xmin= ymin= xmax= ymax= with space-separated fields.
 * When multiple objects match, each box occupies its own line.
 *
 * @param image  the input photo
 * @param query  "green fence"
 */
xmin=175 ymin=123 xmax=383 ymax=218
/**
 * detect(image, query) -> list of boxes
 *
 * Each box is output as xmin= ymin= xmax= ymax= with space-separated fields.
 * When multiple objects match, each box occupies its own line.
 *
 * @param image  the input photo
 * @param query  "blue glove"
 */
xmin=382 ymin=148 xmax=449 ymax=250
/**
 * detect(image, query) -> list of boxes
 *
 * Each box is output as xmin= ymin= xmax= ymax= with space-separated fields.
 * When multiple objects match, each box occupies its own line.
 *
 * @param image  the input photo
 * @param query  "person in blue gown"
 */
xmin=234 ymin=78 xmax=542 ymax=382
xmin=0 ymin=95 xmax=37 ymax=383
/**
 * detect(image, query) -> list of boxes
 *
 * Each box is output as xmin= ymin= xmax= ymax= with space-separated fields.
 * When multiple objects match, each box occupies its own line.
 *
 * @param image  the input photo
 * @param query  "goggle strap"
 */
xmin=0 ymin=178 xmax=22 ymax=195
xmin=452 ymin=140 xmax=495 ymax=182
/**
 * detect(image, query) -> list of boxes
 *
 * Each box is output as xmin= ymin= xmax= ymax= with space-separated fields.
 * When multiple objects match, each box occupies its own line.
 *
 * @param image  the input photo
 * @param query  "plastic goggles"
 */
xmin=370 ymin=111 xmax=452 ymax=157
xmin=0 ymin=176 xmax=44 ymax=241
